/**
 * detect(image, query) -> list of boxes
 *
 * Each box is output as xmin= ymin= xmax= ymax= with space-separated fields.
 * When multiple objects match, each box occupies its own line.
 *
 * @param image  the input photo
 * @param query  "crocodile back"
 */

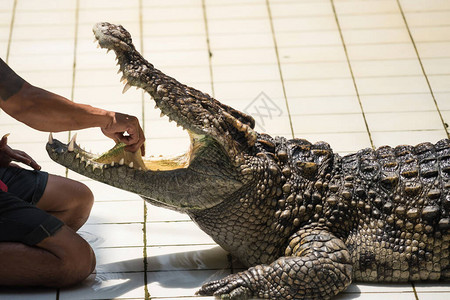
xmin=341 ymin=139 xmax=450 ymax=282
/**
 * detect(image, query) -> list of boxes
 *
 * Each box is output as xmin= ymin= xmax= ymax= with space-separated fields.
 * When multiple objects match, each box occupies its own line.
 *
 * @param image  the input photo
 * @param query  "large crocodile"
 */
xmin=46 ymin=23 xmax=450 ymax=300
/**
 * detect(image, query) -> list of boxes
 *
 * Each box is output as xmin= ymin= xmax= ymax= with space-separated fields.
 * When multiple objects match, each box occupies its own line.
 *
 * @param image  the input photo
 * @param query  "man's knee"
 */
xmin=38 ymin=226 xmax=96 ymax=287
xmin=53 ymin=239 xmax=96 ymax=287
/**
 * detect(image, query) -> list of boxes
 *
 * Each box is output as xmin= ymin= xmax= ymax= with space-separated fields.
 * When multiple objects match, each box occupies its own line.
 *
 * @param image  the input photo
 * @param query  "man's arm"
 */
xmin=0 ymin=58 xmax=145 ymax=153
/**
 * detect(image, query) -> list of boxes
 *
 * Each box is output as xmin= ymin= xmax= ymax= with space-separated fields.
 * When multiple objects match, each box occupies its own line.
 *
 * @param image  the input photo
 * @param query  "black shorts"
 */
xmin=0 ymin=167 xmax=64 ymax=246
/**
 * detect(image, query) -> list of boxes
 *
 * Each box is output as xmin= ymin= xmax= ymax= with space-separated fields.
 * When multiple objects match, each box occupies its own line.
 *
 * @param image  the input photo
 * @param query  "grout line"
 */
xmin=330 ymin=0 xmax=375 ymax=149
xmin=5 ymin=0 xmax=17 ymax=63
xmin=138 ymin=1 xmax=150 ymax=299
xmin=266 ymin=0 xmax=295 ymax=139
xmin=396 ymin=0 xmax=450 ymax=139
xmin=65 ymin=0 xmax=80 ymax=178
xmin=201 ymin=0 xmax=216 ymax=98
xmin=411 ymin=282 xmax=420 ymax=300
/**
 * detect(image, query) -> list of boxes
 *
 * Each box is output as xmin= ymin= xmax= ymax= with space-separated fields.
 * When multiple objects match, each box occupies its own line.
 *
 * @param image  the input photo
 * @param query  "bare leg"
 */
xmin=36 ymin=174 xmax=94 ymax=231
xmin=0 ymin=226 xmax=95 ymax=287
xmin=0 ymin=174 xmax=96 ymax=287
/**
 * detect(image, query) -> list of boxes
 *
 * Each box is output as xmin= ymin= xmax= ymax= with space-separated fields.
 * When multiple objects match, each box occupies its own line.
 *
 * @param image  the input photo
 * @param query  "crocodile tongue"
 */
xmin=94 ymin=142 xmax=147 ymax=170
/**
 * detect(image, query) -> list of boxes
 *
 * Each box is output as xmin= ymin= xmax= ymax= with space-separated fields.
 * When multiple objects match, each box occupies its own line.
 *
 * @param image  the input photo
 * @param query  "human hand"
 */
xmin=0 ymin=134 xmax=41 ymax=170
xmin=101 ymin=112 xmax=146 ymax=155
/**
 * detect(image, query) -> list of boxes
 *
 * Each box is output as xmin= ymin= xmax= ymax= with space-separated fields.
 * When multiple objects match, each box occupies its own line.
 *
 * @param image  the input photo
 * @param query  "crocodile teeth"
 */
xmin=68 ymin=133 xmax=77 ymax=152
xmin=129 ymin=162 xmax=134 ymax=168
xmin=122 ymin=83 xmax=132 ymax=94
xmin=119 ymin=158 xmax=125 ymax=165
xmin=76 ymin=153 xmax=80 ymax=159
xmin=48 ymin=133 xmax=54 ymax=144
xmin=111 ymin=161 xmax=115 ymax=167
xmin=97 ymin=43 xmax=101 ymax=49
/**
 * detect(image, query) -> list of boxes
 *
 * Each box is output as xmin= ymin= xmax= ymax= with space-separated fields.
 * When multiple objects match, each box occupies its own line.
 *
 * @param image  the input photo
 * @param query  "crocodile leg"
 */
xmin=197 ymin=227 xmax=353 ymax=299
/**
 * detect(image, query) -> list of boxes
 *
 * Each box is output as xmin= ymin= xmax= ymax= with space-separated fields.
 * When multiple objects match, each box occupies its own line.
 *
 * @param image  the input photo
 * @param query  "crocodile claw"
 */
xmin=197 ymin=276 xmax=252 ymax=300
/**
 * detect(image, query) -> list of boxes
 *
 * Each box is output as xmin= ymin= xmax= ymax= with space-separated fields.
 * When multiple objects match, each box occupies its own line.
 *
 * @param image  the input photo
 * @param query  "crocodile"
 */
xmin=46 ymin=22 xmax=450 ymax=300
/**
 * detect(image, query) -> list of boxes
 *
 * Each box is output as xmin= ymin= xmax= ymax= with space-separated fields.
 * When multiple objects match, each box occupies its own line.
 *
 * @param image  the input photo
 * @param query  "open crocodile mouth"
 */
xmin=47 ymin=129 xmax=207 ymax=173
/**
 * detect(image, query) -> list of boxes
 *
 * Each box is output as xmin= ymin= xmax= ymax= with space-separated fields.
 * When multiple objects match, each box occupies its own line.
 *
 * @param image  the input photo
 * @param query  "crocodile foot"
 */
xmin=197 ymin=274 xmax=253 ymax=300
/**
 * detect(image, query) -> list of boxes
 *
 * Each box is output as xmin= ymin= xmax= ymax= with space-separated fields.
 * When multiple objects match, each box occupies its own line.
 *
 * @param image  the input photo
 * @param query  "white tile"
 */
xmin=87 ymin=200 xmax=144 ymax=224
xmin=146 ymin=269 xmax=229 ymax=298
xmin=338 ymin=13 xmax=404 ymax=30
xmin=275 ymin=31 xmax=342 ymax=48
xmin=143 ymin=6 xmax=203 ymax=22
xmin=146 ymin=221 xmax=216 ymax=246
xmin=0 ymin=0 xmax=13 ymax=10
xmin=414 ymin=282 xmax=450 ymax=292
xmin=273 ymin=16 xmax=337 ymax=32
xmin=347 ymin=43 xmax=417 ymax=61
xmin=142 ymin=35 xmax=207 ymax=52
xmin=14 ymin=10 xmax=76 ymax=26
xmin=12 ymin=24 xmax=75 ymax=41
xmin=146 ymin=245 xmax=229 ymax=271
xmin=351 ymin=59 xmax=423 ymax=77
xmin=416 ymin=292 xmax=450 ymax=300
xmin=281 ymin=61 xmax=351 ymax=80
xmin=284 ymin=78 xmax=356 ymax=97
xmin=371 ymin=130 xmax=447 ymax=148
xmin=94 ymin=247 xmax=145 ymax=273
xmin=336 ymin=291 xmax=416 ymax=300
xmin=355 ymin=76 xmax=429 ymax=95
xmin=400 ymin=0 xmax=450 ymax=12
xmin=79 ymin=223 xmax=144 ymax=248
xmin=292 ymin=113 xmax=368 ymax=135
xmin=278 ymin=45 xmax=347 ymax=64
xmin=209 ymin=19 xmax=271 ymax=35
xmin=342 ymin=28 xmax=411 ymax=45
xmin=143 ymin=20 xmax=205 ymax=37
xmin=345 ymin=282 xmax=414 ymax=293
xmin=213 ymin=81 xmax=285 ymax=103
xmin=144 ymin=0 xmax=200 ymax=7
xmin=209 ymin=33 xmax=274 ymax=50
xmin=59 ymin=272 xmax=145 ymax=300
xmin=79 ymin=0 xmax=139 ymax=10
xmin=410 ymin=26 xmax=450 ymax=43
xmin=334 ymin=0 xmax=399 ymax=15
xmin=78 ymin=8 xmax=140 ymax=26
xmin=435 ymin=92 xmax=450 ymax=110
xmin=428 ymin=75 xmax=450 ymax=92
xmin=211 ymin=48 xmax=278 ymax=65
xmin=405 ymin=11 xmax=450 ymax=27
xmin=206 ymin=3 xmax=266 ymax=20
xmin=269 ymin=2 xmax=333 ymax=17
xmin=213 ymin=64 xmax=280 ymax=82
xmin=288 ymin=95 xmax=362 ymax=115
xmin=16 ymin=0 xmax=76 ymax=10
xmin=360 ymin=94 xmax=437 ymax=113
xmin=416 ymin=41 xmax=450 ymax=58
xmin=422 ymin=58 xmax=450 ymax=75
xmin=147 ymin=49 xmax=209 ymax=68
xmin=366 ymin=111 xmax=444 ymax=132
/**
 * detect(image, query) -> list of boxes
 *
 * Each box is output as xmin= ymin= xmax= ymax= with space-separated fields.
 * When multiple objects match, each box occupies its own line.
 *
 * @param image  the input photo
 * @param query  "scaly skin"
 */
xmin=46 ymin=23 xmax=450 ymax=299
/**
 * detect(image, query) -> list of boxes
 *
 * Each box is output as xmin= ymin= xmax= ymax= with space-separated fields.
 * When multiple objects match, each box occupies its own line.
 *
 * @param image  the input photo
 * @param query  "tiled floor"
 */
xmin=0 ymin=0 xmax=449 ymax=299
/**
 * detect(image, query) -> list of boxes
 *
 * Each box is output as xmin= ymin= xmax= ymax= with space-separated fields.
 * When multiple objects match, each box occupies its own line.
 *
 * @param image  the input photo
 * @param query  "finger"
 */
xmin=0 ymin=134 xmax=8 ymax=149
xmin=10 ymin=151 xmax=41 ymax=170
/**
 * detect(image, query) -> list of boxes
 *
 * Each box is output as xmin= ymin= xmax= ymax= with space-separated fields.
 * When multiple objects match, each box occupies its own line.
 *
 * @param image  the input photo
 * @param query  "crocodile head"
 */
xmin=46 ymin=22 xmax=259 ymax=213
